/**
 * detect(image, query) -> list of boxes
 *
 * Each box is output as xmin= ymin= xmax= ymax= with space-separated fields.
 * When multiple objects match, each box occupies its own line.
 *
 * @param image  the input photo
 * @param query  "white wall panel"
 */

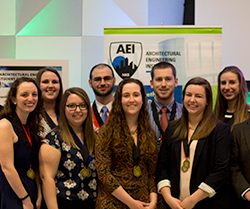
xmin=16 ymin=36 xmax=82 ymax=88
xmin=196 ymin=0 xmax=250 ymax=79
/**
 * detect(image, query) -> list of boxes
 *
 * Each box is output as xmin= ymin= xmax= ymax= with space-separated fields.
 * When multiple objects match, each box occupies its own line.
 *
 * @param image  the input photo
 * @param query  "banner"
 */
xmin=104 ymin=26 xmax=222 ymax=103
xmin=0 ymin=59 xmax=69 ymax=105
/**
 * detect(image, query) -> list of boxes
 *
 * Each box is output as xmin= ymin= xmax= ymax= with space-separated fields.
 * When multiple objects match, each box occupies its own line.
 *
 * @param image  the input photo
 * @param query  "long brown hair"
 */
xmin=36 ymin=67 xmax=63 ymax=114
xmin=214 ymin=66 xmax=249 ymax=130
xmin=0 ymin=77 xmax=43 ymax=144
xmin=98 ymin=78 xmax=157 ymax=154
xmin=172 ymin=77 xmax=218 ymax=140
xmin=57 ymin=87 xmax=96 ymax=154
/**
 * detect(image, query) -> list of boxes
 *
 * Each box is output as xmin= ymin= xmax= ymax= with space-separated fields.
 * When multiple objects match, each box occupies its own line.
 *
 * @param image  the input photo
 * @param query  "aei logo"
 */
xmin=109 ymin=42 xmax=142 ymax=79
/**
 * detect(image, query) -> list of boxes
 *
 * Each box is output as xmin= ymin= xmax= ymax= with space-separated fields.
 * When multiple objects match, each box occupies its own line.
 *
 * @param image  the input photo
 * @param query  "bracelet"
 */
xmin=20 ymin=194 xmax=29 ymax=201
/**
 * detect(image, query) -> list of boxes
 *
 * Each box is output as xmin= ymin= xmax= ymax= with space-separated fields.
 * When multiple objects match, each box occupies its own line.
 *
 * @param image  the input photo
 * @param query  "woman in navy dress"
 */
xmin=0 ymin=77 xmax=43 ymax=209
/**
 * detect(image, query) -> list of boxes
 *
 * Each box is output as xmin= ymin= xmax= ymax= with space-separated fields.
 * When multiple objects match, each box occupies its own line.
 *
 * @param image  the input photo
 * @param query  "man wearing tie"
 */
xmin=89 ymin=63 xmax=116 ymax=133
xmin=148 ymin=62 xmax=182 ymax=151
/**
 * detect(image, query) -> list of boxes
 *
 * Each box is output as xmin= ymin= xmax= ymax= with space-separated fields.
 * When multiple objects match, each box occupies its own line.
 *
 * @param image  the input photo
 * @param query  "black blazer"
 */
xmin=157 ymin=121 xmax=232 ymax=209
xmin=231 ymin=118 xmax=250 ymax=208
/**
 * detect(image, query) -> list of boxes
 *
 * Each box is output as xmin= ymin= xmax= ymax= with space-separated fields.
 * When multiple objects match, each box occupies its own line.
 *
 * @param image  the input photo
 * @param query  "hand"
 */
xmin=36 ymin=195 xmax=42 ymax=209
xmin=94 ymin=126 xmax=99 ymax=134
xmin=180 ymin=196 xmax=196 ymax=209
xmin=244 ymin=190 xmax=250 ymax=201
xmin=144 ymin=201 xmax=157 ymax=209
xmin=128 ymin=199 xmax=150 ymax=209
xmin=22 ymin=196 xmax=34 ymax=209
xmin=165 ymin=196 xmax=183 ymax=209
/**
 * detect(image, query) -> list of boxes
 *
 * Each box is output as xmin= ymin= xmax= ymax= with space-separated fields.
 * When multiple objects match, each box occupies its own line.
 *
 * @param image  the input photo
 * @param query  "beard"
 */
xmin=155 ymin=88 xmax=174 ymax=101
xmin=92 ymin=84 xmax=114 ymax=97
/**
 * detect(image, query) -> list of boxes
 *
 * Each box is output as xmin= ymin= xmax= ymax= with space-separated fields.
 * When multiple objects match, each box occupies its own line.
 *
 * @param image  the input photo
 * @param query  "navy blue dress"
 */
xmin=0 ymin=114 xmax=38 ymax=209
xmin=42 ymin=129 xmax=97 ymax=208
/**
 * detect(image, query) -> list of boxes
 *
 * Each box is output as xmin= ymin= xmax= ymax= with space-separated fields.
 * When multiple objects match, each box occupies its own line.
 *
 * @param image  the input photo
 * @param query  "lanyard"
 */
xmin=69 ymin=126 xmax=91 ymax=166
xmin=17 ymin=114 xmax=34 ymax=168
xmin=151 ymin=100 xmax=176 ymax=135
xmin=92 ymin=101 xmax=104 ymax=128
xmin=44 ymin=110 xmax=58 ymax=128
xmin=132 ymin=139 xmax=141 ymax=165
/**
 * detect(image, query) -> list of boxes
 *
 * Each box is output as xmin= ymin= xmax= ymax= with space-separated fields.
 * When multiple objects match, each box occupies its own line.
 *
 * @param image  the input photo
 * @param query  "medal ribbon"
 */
xmin=69 ymin=126 xmax=91 ymax=166
xmin=132 ymin=137 xmax=141 ymax=166
xmin=183 ymin=137 xmax=193 ymax=160
xmin=44 ymin=110 xmax=58 ymax=128
xmin=92 ymin=101 xmax=104 ymax=128
xmin=17 ymin=115 xmax=33 ymax=169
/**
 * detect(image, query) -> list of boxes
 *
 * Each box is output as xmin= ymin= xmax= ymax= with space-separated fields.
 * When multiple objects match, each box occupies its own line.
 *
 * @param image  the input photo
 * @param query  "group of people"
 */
xmin=0 ymin=62 xmax=249 ymax=209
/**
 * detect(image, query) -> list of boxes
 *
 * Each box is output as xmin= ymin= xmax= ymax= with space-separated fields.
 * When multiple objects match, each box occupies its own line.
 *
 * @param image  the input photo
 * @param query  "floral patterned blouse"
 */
xmin=42 ymin=130 xmax=97 ymax=202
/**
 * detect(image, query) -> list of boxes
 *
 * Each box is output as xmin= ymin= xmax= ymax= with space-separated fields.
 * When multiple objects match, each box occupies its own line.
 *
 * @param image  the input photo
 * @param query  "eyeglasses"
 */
xmin=92 ymin=76 xmax=113 ymax=83
xmin=66 ymin=103 xmax=87 ymax=111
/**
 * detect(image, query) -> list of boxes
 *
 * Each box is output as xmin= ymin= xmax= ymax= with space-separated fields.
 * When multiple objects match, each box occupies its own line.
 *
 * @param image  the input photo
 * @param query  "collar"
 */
xmin=95 ymin=99 xmax=113 ymax=113
xmin=154 ymin=97 xmax=175 ymax=113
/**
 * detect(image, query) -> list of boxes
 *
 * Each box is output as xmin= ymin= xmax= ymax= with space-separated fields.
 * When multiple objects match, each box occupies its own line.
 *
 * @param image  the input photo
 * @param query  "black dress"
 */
xmin=0 ymin=113 xmax=38 ymax=209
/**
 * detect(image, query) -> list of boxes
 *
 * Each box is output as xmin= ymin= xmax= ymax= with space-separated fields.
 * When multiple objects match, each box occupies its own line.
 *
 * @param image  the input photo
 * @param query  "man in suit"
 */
xmin=89 ymin=63 xmax=116 ymax=133
xmin=231 ymin=118 xmax=250 ymax=209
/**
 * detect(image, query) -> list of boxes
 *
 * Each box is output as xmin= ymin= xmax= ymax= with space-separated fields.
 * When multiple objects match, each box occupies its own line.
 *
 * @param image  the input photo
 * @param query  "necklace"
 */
xmin=130 ymin=129 xmax=138 ymax=135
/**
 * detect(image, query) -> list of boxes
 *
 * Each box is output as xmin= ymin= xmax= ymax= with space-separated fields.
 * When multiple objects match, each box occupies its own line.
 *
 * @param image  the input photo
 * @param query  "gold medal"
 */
xmin=27 ymin=168 xmax=35 ymax=179
xmin=181 ymin=165 xmax=188 ymax=172
xmin=133 ymin=165 xmax=141 ymax=177
xmin=81 ymin=167 xmax=89 ymax=177
xmin=183 ymin=159 xmax=190 ymax=168
xmin=181 ymin=159 xmax=190 ymax=173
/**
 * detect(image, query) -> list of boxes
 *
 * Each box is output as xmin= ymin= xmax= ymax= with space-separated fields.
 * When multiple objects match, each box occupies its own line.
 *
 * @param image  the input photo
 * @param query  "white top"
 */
xmin=95 ymin=100 xmax=113 ymax=117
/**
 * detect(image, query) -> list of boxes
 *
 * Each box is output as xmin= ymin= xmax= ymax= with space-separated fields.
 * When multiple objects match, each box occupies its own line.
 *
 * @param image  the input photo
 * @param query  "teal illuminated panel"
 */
xmin=16 ymin=0 xmax=82 ymax=36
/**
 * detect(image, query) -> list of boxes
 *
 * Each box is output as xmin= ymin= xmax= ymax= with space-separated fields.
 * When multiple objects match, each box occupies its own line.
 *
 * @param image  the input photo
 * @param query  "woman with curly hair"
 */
xmin=96 ymin=78 xmax=158 ymax=208
xmin=0 ymin=77 xmax=43 ymax=209
xmin=214 ymin=66 xmax=250 ymax=130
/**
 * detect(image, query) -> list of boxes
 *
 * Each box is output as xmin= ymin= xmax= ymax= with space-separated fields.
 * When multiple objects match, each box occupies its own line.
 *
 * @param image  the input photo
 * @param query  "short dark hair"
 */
xmin=151 ymin=61 xmax=176 ymax=79
xmin=89 ymin=63 xmax=114 ymax=79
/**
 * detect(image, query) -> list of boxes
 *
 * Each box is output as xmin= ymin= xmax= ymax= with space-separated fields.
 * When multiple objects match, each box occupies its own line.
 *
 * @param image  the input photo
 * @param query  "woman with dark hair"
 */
xmin=0 ymin=77 xmax=43 ymax=209
xmin=214 ymin=66 xmax=250 ymax=130
xmin=36 ymin=67 xmax=63 ymax=137
xmin=157 ymin=77 xmax=231 ymax=209
xmin=96 ymin=78 xmax=158 ymax=208
xmin=39 ymin=87 xmax=97 ymax=209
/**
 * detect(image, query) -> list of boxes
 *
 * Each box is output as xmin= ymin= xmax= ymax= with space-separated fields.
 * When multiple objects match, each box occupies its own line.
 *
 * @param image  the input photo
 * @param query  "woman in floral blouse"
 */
xmin=39 ymin=87 xmax=97 ymax=209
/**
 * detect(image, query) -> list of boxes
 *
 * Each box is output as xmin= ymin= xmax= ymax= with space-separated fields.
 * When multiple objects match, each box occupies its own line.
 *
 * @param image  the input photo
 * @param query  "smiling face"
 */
xmin=65 ymin=94 xmax=88 ymax=129
xmin=150 ymin=67 xmax=178 ymax=105
xmin=220 ymin=71 xmax=240 ymax=103
xmin=121 ymin=82 xmax=143 ymax=118
xmin=184 ymin=84 xmax=207 ymax=119
xmin=40 ymin=71 xmax=60 ymax=102
xmin=13 ymin=82 xmax=38 ymax=117
xmin=89 ymin=66 xmax=115 ymax=97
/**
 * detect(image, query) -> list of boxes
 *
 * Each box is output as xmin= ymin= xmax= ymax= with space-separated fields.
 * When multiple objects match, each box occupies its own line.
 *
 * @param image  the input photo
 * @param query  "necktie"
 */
xmin=101 ymin=106 xmax=108 ymax=123
xmin=161 ymin=107 xmax=168 ymax=132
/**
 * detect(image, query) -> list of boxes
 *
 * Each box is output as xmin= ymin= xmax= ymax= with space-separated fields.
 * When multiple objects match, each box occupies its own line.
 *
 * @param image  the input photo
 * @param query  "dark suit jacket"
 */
xmin=231 ymin=118 xmax=250 ymax=208
xmin=157 ymin=121 xmax=232 ymax=209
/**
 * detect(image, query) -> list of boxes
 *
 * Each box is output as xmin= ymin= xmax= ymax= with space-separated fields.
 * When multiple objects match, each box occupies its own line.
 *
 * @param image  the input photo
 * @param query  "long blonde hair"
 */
xmin=57 ymin=88 xmax=96 ymax=154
